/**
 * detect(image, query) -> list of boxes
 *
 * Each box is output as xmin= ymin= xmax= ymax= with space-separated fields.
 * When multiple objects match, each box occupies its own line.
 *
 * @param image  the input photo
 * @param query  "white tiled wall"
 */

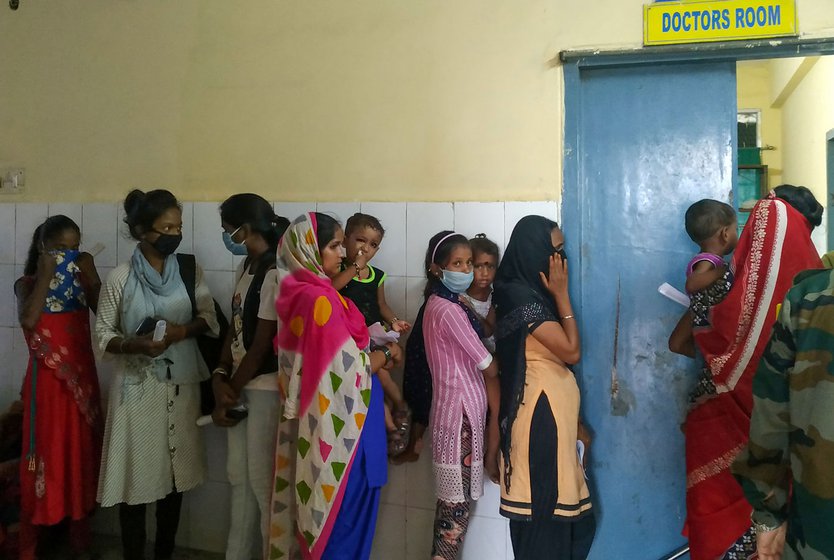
xmin=0 ymin=200 xmax=559 ymax=558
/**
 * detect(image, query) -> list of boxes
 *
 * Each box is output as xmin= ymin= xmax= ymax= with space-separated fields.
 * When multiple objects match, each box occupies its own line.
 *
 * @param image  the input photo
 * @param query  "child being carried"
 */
xmin=684 ymin=199 xmax=739 ymax=327
xmin=331 ymin=213 xmax=412 ymax=457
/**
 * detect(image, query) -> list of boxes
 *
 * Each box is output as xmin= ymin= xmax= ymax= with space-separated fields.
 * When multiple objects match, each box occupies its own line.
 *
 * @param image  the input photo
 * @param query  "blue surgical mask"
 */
xmin=222 ymin=226 xmax=248 ymax=256
xmin=440 ymin=269 xmax=474 ymax=294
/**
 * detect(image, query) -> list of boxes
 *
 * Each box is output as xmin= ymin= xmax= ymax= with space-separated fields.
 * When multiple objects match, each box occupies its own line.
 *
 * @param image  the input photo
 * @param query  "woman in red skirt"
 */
xmin=14 ymin=215 xmax=103 ymax=559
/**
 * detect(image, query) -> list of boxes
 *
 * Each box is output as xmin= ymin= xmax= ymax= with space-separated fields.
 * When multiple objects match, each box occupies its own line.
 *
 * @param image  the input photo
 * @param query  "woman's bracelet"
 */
xmin=213 ymin=367 xmax=230 ymax=378
xmin=119 ymin=338 xmax=128 ymax=354
xmin=752 ymin=519 xmax=780 ymax=535
xmin=378 ymin=346 xmax=392 ymax=362
xmin=353 ymin=262 xmax=362 ymax=277
xmin=561 ymin=314 xmax=575 ymax=320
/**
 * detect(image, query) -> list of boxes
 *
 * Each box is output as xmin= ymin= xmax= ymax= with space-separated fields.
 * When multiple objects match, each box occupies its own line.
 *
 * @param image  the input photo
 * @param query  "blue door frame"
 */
xmin=827 ymin=129 xmax=834 ymax=253
xmin=560 ymin=38 xmax=834 ymax=560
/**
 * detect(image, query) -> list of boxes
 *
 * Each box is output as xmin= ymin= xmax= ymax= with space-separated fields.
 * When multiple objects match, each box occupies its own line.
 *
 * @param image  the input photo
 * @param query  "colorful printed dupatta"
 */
xmin=269 ymin=213 xmax=372 ymax=560
xmin=684 ymin=194 xmax=821 ymax=559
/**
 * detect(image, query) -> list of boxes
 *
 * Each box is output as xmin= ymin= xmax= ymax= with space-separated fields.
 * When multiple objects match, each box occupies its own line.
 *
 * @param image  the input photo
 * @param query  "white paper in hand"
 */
xmin=368 ymin=322 xmax=400 ymax=346
xmin=658 ymin=282 xmax=690 ymax=308
xmin=576 ymin=440 xmax=588 ymax=479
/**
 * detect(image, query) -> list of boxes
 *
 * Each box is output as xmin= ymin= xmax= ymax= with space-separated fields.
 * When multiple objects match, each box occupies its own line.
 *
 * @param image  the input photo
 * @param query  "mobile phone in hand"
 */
xmin=135 ymin=317 xmax=157 ymax=336
xmin=227 ymin=404 xmax=249 ymax=421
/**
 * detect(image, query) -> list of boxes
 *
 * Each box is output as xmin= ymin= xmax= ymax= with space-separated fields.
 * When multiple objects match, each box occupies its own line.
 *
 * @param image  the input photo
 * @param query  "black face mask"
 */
xmin=150 ymin=231 xmax=182 ymax=256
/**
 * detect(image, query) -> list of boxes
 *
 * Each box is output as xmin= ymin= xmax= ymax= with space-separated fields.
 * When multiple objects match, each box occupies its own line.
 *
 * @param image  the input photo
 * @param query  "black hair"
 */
xmin=24 ymin=215 xmax=81 ymax=276
xmin=219 ymin=193 xmax=290 ymax=252
xmin=314 ymin=213 xmax=341 ymax=252
xmin=773 ymin=184 xmax=823 ymax=229
xmin=469 ymin=233 xmax=500 ymax=262
xmin=684 ymin=199 xmax=736 ymax=244
xmin=345 ymin=213 xmax=385 ymax=238
xmin=423 ymin=230 xmax=470 ymax=298
xmin=123 ymin=189 xmax=181 ymax=240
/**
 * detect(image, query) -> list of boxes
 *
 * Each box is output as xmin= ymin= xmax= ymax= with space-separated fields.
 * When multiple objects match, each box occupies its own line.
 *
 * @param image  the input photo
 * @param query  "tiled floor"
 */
xmin=34 ymin=533 xmax=224 ymax=560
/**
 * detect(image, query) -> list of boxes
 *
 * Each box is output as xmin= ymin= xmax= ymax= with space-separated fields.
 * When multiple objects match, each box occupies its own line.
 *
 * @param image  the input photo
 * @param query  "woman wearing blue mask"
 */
xmin=95 ymin=189 xmax=219 ymax=560
xmin=404 ymin=231 xmax=500 ymax=560
xmin=211 ymin=193 xmax=289 ymax=559
xmin=14 ymin=215 xmax=102 ymax=559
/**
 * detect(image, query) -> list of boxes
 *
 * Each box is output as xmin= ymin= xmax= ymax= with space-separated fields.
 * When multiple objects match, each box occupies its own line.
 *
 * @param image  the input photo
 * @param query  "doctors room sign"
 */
xmin=644 ymin=0 xmax=798 ymax=46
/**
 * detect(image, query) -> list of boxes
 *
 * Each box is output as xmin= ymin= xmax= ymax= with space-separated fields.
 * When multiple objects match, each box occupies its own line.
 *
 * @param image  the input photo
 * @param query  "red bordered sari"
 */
xmin=684 ymin=194 xmax=821 ymax=559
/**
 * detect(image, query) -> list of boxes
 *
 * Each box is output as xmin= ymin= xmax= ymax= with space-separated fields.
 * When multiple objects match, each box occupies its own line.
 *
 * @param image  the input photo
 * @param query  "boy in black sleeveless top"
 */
xmin=332 ymin=213 xmax=412 ymax=456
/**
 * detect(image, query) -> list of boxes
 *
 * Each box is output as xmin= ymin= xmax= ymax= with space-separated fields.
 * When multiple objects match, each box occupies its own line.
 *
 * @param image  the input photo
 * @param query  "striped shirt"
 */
xmin=423 ymin=294 xmax=492 ymax=503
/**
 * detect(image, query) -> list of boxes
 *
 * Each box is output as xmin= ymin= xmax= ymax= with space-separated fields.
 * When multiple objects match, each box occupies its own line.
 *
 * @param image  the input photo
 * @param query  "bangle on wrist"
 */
xmin=119 ymin=338 xmax=127 ymax=354
xmin=379 ymin=346 xmax=392 ymax=362
xmin=751 ymin=512 xmax=781 ymax=535
xmin=561 ymin=314 xmax=575 ymax=320
xmin=391 ymin=317 xmax=399 ymax=324
xmin=353 ymin=262 xmax=362 ymax=277
xmin=752 ymin=519 xmax=780 ymax=535
xmin=213 ymin=367 xmax=230 ymax=378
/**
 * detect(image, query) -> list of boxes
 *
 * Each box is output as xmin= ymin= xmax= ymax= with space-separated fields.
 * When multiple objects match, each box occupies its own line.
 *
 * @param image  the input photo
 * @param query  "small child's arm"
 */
xmin=378 ymin=283 xmax=410 ymax=332
xmin=685 ymin=261 xmax=726 ymax=294
xmin=331 ymin=265 xmax=355 ymax=291
xmin=333 ymin=251 xmax=371 ymax=291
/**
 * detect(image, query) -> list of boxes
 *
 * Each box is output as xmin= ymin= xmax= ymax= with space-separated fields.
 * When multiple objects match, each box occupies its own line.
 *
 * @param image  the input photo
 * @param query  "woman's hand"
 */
xmin=756 ymin=523 xmax=787 ymax=560
xmin=577 ymin=421 xmax=592 ymax=469
xmin=164 ymin=323 xmax=188 ymax=345
xmin=211 ymin=405 xmax=240 ymax=428
xmin=212 ymin=374 xmax=239 ymax=409
xmin=130 ymin=336 xmax=167 ymax=358
xmin=392 ymin=319 xmax=411 ymax=333
xmin=540 ymin=254 xmax=568 ymax=298
xmin=485 ymin=446 xmax=500 ymax=484
xmin=36 ymin=252 xmax=58 ymax=280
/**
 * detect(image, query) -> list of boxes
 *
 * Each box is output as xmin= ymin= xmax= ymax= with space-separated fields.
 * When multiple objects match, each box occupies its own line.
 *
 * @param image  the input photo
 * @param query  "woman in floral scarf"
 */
xmin=269 ymin=212 xmax=402 ymax=560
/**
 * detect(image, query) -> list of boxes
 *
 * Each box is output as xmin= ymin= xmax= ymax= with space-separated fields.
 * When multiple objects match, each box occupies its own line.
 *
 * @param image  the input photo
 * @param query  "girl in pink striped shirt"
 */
xmin=416 ymin=231 xmax=500 ymax=560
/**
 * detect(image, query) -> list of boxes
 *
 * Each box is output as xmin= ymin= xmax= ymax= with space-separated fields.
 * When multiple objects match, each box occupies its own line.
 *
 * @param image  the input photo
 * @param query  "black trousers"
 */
xmin=119 ymin=491 xmax=183 ymax=560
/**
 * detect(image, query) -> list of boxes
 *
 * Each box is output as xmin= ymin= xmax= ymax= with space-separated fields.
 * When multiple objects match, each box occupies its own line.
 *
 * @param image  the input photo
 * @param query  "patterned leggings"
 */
xmin=722 ymin=525 xmax=757 ymax=560
xmin=431 ymin=416 xmax=473 ymax=560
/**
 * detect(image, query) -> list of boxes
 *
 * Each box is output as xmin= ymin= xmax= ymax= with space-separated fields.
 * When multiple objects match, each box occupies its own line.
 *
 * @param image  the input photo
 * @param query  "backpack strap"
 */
xmin=176 ymin=253 xmax=198 ymax=319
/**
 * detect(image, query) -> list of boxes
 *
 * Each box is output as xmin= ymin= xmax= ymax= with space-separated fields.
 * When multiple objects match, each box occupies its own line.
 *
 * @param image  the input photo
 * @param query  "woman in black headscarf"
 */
xmin=493 ymin=216 xmax=595 ymax=559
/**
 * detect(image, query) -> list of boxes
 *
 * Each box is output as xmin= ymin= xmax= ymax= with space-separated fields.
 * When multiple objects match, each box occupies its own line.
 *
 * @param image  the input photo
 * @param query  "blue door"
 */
xmin=562 ymin=61 xmax=737 ymax=559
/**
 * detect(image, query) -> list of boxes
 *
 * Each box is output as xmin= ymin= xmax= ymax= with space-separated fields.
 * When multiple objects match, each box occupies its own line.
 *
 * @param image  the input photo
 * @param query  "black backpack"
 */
xmin=176 ymin=253 xmax=230 ymax=415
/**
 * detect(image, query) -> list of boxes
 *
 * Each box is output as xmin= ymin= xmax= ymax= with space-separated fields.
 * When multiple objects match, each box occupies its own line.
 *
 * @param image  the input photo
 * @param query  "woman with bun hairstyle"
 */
xmin=95 ymin=189 xmax=219 ymax=560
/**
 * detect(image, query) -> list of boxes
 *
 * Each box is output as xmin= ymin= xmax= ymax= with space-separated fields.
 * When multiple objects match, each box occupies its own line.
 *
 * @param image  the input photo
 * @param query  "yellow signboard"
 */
xmin=644 ymin=0 xmax=798 ymax=46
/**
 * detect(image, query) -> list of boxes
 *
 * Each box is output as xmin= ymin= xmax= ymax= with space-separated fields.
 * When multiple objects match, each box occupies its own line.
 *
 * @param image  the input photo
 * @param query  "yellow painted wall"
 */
xmin=1 ymin=1 xmax=834 ymax=202
xmin=779 ymin=56 xmax=834 ymax=205
xmin=736 ymin=60 xmax=783 ymax=189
